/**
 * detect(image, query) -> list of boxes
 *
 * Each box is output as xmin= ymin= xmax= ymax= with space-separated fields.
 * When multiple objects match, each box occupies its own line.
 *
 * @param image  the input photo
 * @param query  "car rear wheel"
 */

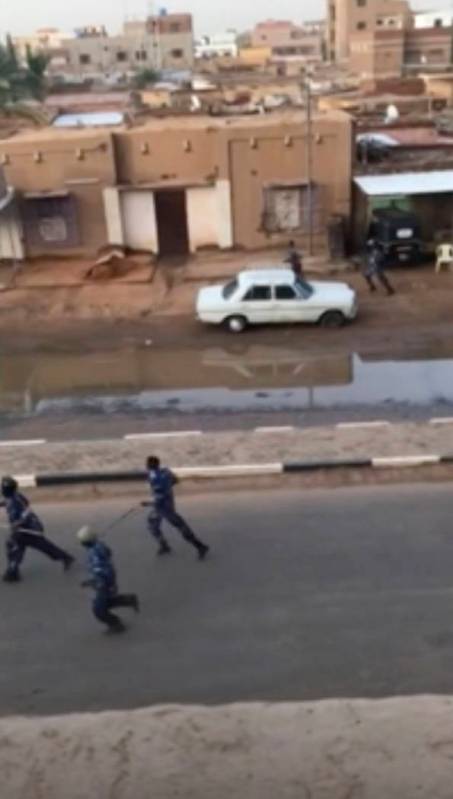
xmin=225 ymin=315 xmax=247 ymax=333
xmin=319 ymin=310 xmax=345 ymax=329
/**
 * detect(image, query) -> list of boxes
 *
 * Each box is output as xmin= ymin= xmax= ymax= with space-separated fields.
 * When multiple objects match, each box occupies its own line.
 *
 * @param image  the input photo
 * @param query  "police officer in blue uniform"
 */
xmin=78 ymin=526 xmax=139 ymax=634
xmin=145 ymin=456 xmax=209 ymax=559
xmin=1 ymin=476 xmax=74 ymax=582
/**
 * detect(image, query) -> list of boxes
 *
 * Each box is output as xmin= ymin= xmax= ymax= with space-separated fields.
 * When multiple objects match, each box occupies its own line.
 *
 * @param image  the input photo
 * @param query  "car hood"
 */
xmin=308 ymin=281 xmax=355 ymax=304
xmin=196 ymin=284 xmax=226 ymax=310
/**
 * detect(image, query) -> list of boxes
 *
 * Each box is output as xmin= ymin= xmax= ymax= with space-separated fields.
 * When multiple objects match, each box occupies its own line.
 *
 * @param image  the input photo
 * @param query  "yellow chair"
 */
xmin=436 ymin=243 xmax=453 ymax=273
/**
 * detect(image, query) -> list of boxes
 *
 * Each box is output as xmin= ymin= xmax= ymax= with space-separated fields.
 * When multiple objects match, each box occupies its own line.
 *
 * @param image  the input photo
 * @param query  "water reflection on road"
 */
xmin=2 ymin=343 xmax=453 ymax=414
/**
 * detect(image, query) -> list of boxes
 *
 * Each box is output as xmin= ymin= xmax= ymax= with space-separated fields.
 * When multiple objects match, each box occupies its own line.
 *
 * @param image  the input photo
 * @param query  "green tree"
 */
xmin=0 ymin=36 xmax=48 ymax=107
xmin=133 ymin=68 xmax=159 ymax=89
xmin=24 ymin=45 xmax=49 ymax=100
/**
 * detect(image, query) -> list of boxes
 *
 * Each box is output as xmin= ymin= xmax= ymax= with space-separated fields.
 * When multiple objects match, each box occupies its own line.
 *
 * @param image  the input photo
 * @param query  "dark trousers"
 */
xmin=5 ymin=531 xmax=70 ymax=576
xmin=364 ymin=269 xmax=394 ymax=295
xmin=93 ymin=589 xmax=137 ymax=629
xmin=147 ymin=500 xmax=205 ymax=551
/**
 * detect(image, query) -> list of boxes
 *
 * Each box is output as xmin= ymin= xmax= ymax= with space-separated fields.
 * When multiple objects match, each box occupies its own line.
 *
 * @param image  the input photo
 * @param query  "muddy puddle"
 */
xmin=1 ymin=344 xmax=453 ymax=415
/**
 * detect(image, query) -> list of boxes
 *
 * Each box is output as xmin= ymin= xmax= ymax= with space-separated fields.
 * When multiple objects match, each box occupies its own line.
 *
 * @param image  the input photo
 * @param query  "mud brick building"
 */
xmin=0 ymin=111 xmax=353 ymax=261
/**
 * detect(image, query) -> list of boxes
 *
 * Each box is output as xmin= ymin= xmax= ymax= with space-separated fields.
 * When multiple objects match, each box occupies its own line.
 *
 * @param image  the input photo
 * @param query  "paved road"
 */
xmin=2 ymin=484 xmax=453 ymax=716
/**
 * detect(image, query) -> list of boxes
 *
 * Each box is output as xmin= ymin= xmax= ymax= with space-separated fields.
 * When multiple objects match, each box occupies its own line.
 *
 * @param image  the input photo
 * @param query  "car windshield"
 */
xmin=295 ymin=278 xmax=314 ymax=299
xmin=222 ymin=278 xmax=239 ymax=300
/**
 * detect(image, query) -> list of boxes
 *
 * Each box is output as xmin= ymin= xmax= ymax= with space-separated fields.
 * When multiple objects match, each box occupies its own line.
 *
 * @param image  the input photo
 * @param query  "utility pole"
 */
xmin=305 ymin=75 xmax=314 ymax=257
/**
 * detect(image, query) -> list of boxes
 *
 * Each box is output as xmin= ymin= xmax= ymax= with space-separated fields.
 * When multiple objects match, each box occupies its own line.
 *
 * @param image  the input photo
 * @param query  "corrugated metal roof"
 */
xmin=354 ymin=170 xmax=453 ymax=196
xmin=53 ymin=111 xmax=124 ymax=128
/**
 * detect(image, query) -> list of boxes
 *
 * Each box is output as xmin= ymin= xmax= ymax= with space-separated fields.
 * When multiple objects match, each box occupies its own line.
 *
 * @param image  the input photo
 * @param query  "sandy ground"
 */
xmin=0 ymin=252 xmax=450 ymax=335
xmin=2 ymin=697 xmax=453 ymax=798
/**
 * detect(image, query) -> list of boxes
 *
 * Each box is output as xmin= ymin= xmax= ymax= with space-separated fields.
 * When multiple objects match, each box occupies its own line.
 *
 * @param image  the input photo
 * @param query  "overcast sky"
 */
xmin=0 ymin=0 xmax=446 ymax=37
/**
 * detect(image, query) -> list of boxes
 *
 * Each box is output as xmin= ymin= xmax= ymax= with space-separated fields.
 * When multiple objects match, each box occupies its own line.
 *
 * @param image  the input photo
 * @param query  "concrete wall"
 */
xmin=0 ymin=202 xmax=24 ymax=261
xmin=186 ymin=186 xmax=220 ymax=251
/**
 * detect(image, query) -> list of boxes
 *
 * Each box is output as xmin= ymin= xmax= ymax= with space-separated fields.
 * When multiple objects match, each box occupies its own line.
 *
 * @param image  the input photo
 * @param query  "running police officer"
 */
xmin=0 ymin=476 xmax=74 ymax=583
xmin=145 ymin=456 xmax=209 ymax=560
xmin=78 ymin=526 xmax=139 ymax=634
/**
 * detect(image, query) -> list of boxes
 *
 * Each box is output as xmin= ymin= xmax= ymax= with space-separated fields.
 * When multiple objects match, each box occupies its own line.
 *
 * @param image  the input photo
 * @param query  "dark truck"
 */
xmin=367 ymin=208 xmax=423 ymax=265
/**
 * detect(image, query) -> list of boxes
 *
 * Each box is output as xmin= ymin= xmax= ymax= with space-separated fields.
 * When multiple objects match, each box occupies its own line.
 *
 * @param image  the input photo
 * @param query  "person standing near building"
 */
xmin=145 ymin=456 xmax=210 ymax=560
xmin=285 ymin=240 xmax=304 ymax=279
xmin=0 ymin=476 xmax=74 ymax=583
xmin=363 ymin=240 xmax=395 ymax=296
xmin=78 ymin=526 xmax=139 ymax=634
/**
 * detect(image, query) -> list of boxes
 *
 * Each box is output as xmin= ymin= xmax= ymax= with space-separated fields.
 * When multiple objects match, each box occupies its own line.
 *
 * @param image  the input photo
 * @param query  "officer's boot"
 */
xmin=3 ymin=567 xmax=21 ymax=583
xmin=157 ymin=539 xmax=172 ymax=556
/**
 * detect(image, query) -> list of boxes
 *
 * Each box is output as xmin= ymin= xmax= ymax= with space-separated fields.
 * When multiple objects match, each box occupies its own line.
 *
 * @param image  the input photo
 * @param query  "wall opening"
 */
xmin=155 ymin=190 xmax=189 ymax=256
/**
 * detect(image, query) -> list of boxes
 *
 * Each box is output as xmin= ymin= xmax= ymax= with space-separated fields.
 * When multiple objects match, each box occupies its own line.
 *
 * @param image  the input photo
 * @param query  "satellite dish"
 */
xmin=385 ymin=103 xmax=399 ymax=124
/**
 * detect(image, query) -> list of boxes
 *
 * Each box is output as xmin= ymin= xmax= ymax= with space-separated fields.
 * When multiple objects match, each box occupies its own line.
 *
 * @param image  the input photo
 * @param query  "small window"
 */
xmin=357 ymin=21 xmax=367 ymax=30
xmin=222 ymin=278 xmax=238 ymax=300
xmin=79 ymin=54 xmax=91 ymax=65
xmin=242 ymin=285 xmax=271 ymax=301
xmin=275 ymin=285 xmax=296 ymax=300
xmin=357 ymin=0 xmax=366 ymax=6
xmin=116 ymin=51 xmax=128 ymax=62
xmin=434 ymin=18 xmax=443 ymax=27
xmin=170 ymin=23 xmax=180 ymax=32
xmin=171 ymin=48 xmax=184 ymax=58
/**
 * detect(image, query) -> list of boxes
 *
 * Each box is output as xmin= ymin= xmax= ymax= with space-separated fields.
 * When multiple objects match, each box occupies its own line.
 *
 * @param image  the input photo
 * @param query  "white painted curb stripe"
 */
xmin=430 ymin=418 xmax=453 ymax=425
xmin=254 ymin=426 xmax=295 ymax=434
xmin=124 ymin=431 xmax=202 ymax=441
xmin=372 ymin=455 xmax=440 ymax=468
xmin=176 ymin=463 xmax=283 ymax=479
xmin=0 ymin=439 xmax=46 ymax=447
xmin=15 ymin=475 xmax=37 ymax=488
xmin=337 ymin=421 xmax=391 ymax=430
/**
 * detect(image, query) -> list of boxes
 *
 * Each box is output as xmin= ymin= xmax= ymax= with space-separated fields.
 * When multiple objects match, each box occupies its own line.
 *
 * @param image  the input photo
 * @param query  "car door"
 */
xmin=239 ymin=284 xmax=273 ymax=324
xmin=273 ymin=284 xmax=306 ymax=322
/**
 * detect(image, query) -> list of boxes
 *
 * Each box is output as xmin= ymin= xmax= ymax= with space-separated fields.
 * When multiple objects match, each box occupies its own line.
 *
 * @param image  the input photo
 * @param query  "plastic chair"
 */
xmin=436 ymin=243 xmax=453 ymax=273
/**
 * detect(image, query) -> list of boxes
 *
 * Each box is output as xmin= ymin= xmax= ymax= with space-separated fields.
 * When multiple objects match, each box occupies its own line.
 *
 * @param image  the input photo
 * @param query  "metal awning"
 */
xmin=0 ymin=186 xmax=15 ymax=213
xmin=354 ymin=170 xmax=453 ymax=197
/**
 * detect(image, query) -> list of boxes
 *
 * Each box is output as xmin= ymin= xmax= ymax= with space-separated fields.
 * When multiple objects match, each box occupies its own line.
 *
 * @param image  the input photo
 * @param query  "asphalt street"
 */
xmin=2 ymin=483 xmax=453 ymax=716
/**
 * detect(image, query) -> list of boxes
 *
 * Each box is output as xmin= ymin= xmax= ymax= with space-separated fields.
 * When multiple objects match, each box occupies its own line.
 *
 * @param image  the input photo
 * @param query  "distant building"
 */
xmin=329 ymin=0 xmax=453 ymax=76
xmin=195 ymin=31 xmax=238 ymax=59
xmin=251 ymin=19 xmax=324 ymax=64
xmin=15 ymin=12 xmax=194 ymax=82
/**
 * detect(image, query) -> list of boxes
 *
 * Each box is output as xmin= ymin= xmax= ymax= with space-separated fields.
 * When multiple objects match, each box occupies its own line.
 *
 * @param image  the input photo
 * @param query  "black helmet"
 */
xmin=1 ymin=476 xmax=18 ymax=498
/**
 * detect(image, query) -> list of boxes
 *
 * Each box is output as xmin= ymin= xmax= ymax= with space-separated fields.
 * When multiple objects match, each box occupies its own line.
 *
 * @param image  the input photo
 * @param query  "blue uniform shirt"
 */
xmin=87 ymin=540 xmax=117 ymax=592
xmin=4 ymin=492 xmax=44 ymax=533
xmin=148 ymin=467 xmax=177 ymax=508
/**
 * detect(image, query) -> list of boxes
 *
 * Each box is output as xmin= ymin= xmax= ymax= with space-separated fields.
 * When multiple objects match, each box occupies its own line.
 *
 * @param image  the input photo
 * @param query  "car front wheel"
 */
xmin=225 ymin=315 xmax=247 ymax=333
xmin=319 ymin=310 xmax=345 ymax=329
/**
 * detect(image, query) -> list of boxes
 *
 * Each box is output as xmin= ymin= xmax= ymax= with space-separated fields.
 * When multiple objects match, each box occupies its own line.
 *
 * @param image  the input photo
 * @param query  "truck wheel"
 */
xmin=225 ymin=315 xmax=247 ymax=333
xmin=320 ymin=310 xmax=345 ymax=329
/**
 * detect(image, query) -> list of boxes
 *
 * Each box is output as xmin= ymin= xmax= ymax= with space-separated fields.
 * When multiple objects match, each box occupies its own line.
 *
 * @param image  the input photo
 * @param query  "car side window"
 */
xmin=275 ymin=285 xmax=296 ymax=300
xmin=242 ymin=285 xmax=271 ymax=301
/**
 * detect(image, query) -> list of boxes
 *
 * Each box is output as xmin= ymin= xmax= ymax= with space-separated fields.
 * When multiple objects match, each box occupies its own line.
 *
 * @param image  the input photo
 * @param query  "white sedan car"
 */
xmin=196 ymin=268 xmax=358 ymax=333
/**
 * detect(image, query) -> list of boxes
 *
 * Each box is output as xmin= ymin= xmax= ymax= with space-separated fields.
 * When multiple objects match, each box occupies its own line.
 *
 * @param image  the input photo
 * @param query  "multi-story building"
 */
xmin=329 ymin=0 xmax=453 ymax=77
xmin=327 ymin=0 xmax=410 ymax=63
xmin=14 ymin=12 xmax=194 ymax=82
xmin=251 ymin=19 xmax=324 ymax=63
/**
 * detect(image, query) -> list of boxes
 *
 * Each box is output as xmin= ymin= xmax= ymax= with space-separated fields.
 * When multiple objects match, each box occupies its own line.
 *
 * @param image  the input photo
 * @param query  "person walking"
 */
xmin=78 ymin=526 xmax=139 ymax=634
xmin=145 ymin=456 xmax=210 ymax=560
xmin=363 ymin=240 xmax=395 ymax=296
xmin=0 ymin=476 xmax=74 ymax=583
xmin=285 ymin=240 xmax=304 ymax=279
